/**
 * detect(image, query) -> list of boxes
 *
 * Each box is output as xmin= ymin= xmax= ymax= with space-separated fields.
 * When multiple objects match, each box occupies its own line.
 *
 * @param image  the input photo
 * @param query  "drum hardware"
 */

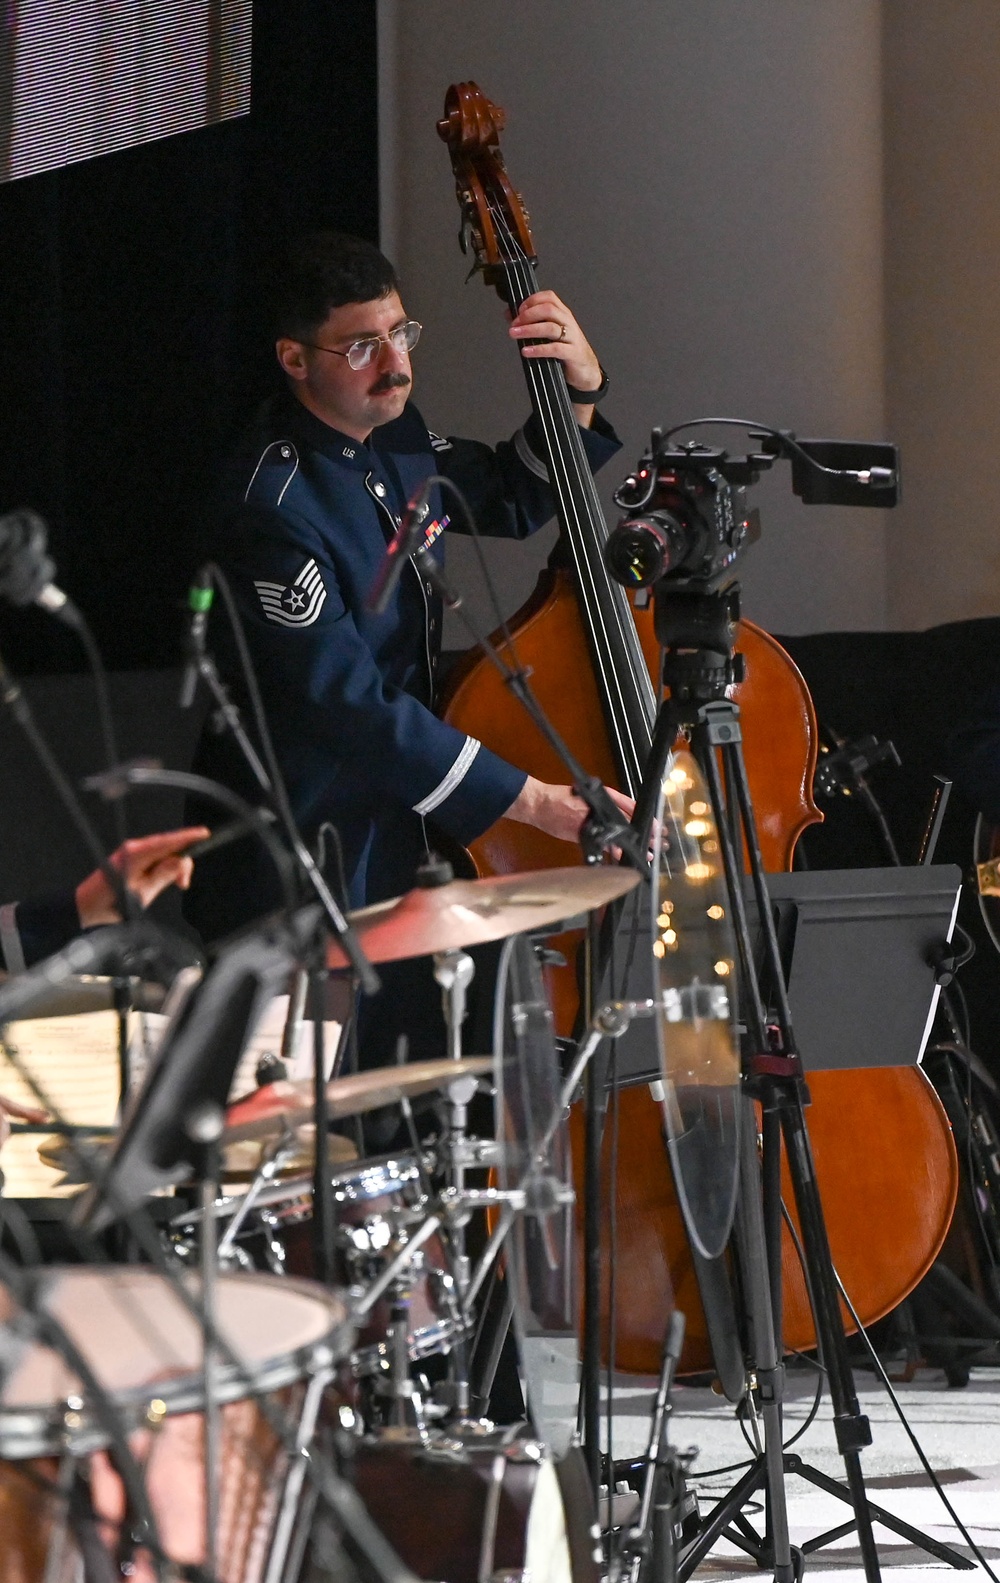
xmin=478 ymin=985 xmax=656 ymax=1456
xmin=434 ymin=947 xmax=476 ymax=1065
xmin=214 ymin=1122 xmax=306 ymax=1271
xmin=434 ymin=943 xmax=478 ymax=1333
xmin=31 ymin=929 xmax=421 ymax=1583
xmin=438 ymin=1134 xmax=503 ymax=1170
xmin=221 ymin=1056 xmax=496 ymax=1145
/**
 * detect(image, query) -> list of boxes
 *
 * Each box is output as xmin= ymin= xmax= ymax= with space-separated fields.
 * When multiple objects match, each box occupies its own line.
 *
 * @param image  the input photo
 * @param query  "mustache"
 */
xmin=370 ymin=372 xmax=411 ymax=394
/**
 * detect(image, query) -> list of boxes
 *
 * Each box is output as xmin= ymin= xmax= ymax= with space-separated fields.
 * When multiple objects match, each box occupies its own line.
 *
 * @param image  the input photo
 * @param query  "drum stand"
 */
xmin=630 ymin=584 xmax=969 ymax=1583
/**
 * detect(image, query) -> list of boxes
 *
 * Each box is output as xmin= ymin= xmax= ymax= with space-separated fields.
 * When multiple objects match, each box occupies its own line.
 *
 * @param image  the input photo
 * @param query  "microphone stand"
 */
xmin=412 ymin=543 xmax=647 ymax=873
xmin=179 ymin=642 xmax=375 ymax=1293
xmin=183 ymin=641 xmax=377 ymax=992
xmin=407 ymin=540 xmax=649 ymax=1492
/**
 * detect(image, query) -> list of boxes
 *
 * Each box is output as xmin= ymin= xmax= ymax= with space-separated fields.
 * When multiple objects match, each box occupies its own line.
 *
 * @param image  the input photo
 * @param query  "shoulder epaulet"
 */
xmin=243 ymin=439 xmax=300 ymax=506
xmin=428 ymin=430 xmax=453 ymax=454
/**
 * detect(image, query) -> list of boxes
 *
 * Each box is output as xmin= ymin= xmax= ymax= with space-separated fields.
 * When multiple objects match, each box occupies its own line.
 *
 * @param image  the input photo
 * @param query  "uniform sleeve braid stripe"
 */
xmin=412 ymin=737 xmax=483 ymax=816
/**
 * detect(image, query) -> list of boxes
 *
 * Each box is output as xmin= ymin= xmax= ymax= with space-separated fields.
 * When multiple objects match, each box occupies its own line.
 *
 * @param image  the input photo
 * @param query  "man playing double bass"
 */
xmin=185 ymin=230 xmax=632 ymax=1064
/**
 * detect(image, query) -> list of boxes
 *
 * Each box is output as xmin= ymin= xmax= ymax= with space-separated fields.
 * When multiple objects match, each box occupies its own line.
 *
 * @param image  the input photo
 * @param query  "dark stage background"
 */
xmin=0 ymin=0 xmax=379 ymax=676
xmin=0 ymin=2 xmax=998 ymax=1073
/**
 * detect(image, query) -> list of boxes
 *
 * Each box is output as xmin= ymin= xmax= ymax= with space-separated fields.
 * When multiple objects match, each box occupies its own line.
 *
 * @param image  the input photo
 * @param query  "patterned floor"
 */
xmin=600 ymin=1365 xmax=1000 ymax=1582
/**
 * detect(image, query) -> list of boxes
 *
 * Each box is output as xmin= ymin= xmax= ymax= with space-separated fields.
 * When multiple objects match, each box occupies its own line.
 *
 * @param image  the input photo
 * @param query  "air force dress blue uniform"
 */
xmin=184 ymin=388 xmax=620 ymax=1061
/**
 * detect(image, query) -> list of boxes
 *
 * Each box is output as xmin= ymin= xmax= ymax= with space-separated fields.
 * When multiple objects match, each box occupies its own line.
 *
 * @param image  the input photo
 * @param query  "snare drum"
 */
xmin=182 ymin=1153 xmax=467 ymax=1375
xmin=351 ymin=1423 xmax=601 ymax=1583
xmin=0 ymin=1267 xmax=351 ymax=1583
xmin=278 ymin=1153 xmax=466 ymax=1373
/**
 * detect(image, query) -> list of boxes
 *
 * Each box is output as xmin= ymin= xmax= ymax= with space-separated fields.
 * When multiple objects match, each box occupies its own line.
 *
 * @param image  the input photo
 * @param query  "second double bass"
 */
xmin=436 ymin=82 xmax=957 ymax=1374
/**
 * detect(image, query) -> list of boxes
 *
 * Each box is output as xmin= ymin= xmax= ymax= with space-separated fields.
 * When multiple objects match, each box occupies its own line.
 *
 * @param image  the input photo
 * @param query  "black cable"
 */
xmin=779 ymin=1352 xmax=826 ymax=1453
xmin=690 ymin=1454 xmax=756 ymax=1480
xmin=0 ymin=647 xmax=134 ymax=922
xmin=83 ymin=764 xmax=299 ymax=920
xmin=62 ymin=604 xmax=127 ymax=846
xmin=951 ymin=977 xmax=973 ymax=1050
xmin=778 ymin=1200 xmax=828 ymax=1449
xmin=836 ymin=1270 xmax=999 ymax=1583
xmin=658 ymin=416 xmax=892 ymax=491
xmin=427 ymin=474 xmax=523 ymax=657
xmin=316 ymin=819 xmax=350 ymax=912
xmin=208 ymin=563 xmax=302 ymax=844
xmin=959 ymin=1052 xmax=1000 ymax=1288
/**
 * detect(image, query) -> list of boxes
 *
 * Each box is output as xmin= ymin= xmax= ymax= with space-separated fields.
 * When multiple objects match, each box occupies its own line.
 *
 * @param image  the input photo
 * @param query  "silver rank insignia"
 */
xmin=254 ymin=557 xmax=327 ymax=627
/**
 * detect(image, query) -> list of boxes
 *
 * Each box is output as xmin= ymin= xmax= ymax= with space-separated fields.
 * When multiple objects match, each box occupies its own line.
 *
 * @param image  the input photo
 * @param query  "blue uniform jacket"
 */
xmin=185 ymin=390 xmax=621 ymax=941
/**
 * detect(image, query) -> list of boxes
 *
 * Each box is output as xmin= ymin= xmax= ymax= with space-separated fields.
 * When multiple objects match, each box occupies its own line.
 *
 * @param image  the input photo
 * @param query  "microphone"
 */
xmin=367 ymin=482 xmax=434 ymax=615
xmin=0 ymin=509 xmax=80 ymax=627
xmin=178 ymin=565 xmax=214 ymax=709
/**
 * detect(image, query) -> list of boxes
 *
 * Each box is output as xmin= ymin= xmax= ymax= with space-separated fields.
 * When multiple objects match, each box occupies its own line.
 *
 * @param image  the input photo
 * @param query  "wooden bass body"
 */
xmin=444 ymin=573 xmax=958 ymax=1374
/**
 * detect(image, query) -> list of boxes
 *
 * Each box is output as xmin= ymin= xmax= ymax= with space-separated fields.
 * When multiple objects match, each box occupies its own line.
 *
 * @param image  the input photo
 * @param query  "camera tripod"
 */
xmin=628 ymin=582 xmax=970 ymax=1583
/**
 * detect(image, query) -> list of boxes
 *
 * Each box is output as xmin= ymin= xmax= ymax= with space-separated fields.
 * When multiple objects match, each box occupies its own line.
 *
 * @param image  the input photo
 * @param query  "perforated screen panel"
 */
xmin=0 ymin=1 xmax=252 ymax=183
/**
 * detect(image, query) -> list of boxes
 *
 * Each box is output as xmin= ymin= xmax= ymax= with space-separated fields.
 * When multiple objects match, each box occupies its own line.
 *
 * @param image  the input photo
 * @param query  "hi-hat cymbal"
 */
xmin=223 ymin=1056 xmax=495 ymax=1146
xmin=327 ymin=866 xmax=642 ymax=969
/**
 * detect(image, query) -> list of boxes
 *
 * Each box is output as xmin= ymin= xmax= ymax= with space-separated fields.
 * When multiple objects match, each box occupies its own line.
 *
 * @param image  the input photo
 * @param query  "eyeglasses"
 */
xmin=304 ymin=320 xmax=422 ymax=371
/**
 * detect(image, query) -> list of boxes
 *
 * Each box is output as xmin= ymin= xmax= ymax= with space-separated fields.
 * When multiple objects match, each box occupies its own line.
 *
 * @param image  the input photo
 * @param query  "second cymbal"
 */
xmin=223 ymin=1056 xmax=495 ymax=1146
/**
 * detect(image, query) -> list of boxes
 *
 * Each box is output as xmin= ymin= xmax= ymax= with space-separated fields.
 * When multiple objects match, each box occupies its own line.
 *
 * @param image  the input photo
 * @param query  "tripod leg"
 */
xmin=694 ymin=719 xmax=883 ymax=1583
xmin=733 ymin=1096 xmax=795 ymax=1583
xmin=773 ymin=1089 xmax=882 ymax=1583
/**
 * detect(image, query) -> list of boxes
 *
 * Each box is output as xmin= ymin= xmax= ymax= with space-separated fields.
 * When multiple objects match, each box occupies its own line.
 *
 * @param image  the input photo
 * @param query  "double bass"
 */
xmin=436 ymin=82 xmax=958 ymax=1374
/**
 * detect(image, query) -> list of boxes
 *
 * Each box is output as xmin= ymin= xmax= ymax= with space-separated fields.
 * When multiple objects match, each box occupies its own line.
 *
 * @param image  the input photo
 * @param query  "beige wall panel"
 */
xmin=380 ymin=0 xmax=887 ymax=640
xmin=883 ymin=0 xmax=1000 ymax=629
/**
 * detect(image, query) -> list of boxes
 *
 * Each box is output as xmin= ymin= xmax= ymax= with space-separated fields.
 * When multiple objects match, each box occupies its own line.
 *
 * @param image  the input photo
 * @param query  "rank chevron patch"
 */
xmin=254 ymin=557 xmax=327 ymax=627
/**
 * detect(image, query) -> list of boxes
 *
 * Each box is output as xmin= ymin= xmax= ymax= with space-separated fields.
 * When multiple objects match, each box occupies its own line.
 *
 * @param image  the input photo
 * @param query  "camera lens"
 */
xmin=605 ymin=512 xmax=685 ymax=589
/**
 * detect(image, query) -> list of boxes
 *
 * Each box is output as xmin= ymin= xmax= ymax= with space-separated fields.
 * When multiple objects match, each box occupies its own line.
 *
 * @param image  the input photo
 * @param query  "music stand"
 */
xmin=603 ymin=864 xmax=962 ymax=1086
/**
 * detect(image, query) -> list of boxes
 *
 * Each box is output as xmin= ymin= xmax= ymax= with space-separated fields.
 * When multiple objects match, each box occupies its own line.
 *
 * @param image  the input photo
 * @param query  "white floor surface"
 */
xmin=600 ymin=1364 xmax=1000 ymax=1583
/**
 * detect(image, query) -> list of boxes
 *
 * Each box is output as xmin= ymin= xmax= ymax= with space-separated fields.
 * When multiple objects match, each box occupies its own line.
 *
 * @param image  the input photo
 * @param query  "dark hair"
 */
xmin=272 ymin=232 xmax=400 ymax=340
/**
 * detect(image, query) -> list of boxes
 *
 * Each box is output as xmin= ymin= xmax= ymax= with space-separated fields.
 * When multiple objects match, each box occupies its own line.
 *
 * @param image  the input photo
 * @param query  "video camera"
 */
xmin=604 ymin=423 xmax=899 ymax=596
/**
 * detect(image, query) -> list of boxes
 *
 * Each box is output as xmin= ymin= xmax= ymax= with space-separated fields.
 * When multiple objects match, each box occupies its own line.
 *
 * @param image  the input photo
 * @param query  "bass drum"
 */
xmin=351 ymin=1424 xmax=601 ymax=1583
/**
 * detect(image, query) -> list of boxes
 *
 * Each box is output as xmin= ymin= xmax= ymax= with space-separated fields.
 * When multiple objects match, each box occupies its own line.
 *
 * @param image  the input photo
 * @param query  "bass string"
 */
xmin=487 ymin=195 xmax=655 ymax=790
xmin=509 ymin=271 xmax=648 ymax=783
xmin=487 ymin=198 xmax=655 ymax=709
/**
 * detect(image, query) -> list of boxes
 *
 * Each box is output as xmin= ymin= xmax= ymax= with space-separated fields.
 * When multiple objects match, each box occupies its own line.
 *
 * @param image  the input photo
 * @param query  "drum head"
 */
xmin=651 ymin=749 xmax=741 ymax=1260
xmin=494 ymin=934 xmax=578 ymax=1455
xmin=0 ymin=1268 xmax=352 ymax=1458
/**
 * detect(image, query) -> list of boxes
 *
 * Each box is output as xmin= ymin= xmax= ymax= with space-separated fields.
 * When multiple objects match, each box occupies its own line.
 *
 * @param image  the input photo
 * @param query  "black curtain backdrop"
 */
xmin=0 ymin=0 xmax=378 ymax=674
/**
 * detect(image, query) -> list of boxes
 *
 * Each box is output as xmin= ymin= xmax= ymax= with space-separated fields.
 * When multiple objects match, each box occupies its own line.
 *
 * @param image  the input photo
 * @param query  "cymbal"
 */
xmin=0 ymin=974 xmax=166 ymax=1019
xmin=327 ymin=866 xmax=642 ymax=969
xmin=224 ymin=1056 xmax=495 ymax=1146
xmin=37 ymin=1126 xmax=357 ymax=1186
